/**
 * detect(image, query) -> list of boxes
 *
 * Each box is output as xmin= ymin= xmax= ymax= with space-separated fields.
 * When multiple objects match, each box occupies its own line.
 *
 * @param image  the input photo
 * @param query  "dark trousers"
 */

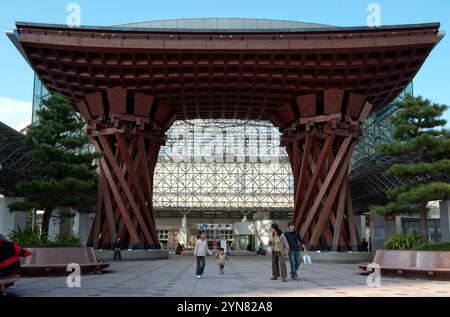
xmin=288 ymin=251 xmax=301 ymax=277
xmin=0 ymin=262 xmax=20 ymax=277
xmin=196 ymin=256 xmax=206 ymax=275
xmin=113 ymin=250 xmax=122 ymax=260
xmin=272 ymin=251 xmax=287 ymax=278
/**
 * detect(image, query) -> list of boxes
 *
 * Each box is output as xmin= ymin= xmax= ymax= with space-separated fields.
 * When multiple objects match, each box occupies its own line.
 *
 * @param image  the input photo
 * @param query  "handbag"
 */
xmin=302 ymin=254 xmax=312 ymax=264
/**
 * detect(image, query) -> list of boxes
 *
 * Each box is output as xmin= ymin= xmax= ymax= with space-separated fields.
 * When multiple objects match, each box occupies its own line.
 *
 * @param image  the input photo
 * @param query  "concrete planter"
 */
xmin=20 ymin=247 xmax=109 ymax=277
xmin=359 ymin=250 xmax=450 ymax=280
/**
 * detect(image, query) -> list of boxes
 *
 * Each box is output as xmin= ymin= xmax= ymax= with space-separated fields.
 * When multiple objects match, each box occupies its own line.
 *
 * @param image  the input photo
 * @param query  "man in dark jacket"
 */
xmin=362 ymin=238 xmax=369 ymax=252
xmin=113 ymin=237 xmax=122 ymax=260
xmin=0 ymin=234 xmax=32 ymax=278
xmin=284 ymin=222 xmax=307 ymax=280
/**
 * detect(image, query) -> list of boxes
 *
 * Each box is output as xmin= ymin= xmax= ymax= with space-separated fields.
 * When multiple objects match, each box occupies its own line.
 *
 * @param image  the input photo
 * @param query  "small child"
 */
xmin=215 ymin=247 xmax=229 ymax=274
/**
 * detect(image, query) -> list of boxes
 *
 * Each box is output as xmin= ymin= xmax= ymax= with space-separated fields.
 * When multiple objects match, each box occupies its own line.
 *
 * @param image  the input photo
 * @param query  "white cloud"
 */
xmin=0 ymin=96 xmax=32 ymax=129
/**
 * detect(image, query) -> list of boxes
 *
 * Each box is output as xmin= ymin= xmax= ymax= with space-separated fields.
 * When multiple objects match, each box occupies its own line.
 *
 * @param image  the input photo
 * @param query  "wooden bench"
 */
xmin=19 ymin=247 xmax=109 ymax=277
xmin=0 ymin=275 xmax=20 ymax=296
xmin=359 ymin=250 xmax=450 ymax=280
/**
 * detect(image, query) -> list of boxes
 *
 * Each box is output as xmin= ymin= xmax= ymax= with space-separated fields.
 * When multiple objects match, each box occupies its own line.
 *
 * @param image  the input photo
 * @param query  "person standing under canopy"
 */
xmin=270 ymin=223 xmax=289 ymax=282
xmin=284 ymin=222 xmax=307 ymax=280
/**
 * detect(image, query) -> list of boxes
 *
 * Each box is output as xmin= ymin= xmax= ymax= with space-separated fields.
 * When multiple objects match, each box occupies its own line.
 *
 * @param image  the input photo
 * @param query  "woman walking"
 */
xmin=270 ymin=223 xmax=289 ymax=282
xmin=194 ymin=230 xmax=212 ymax=279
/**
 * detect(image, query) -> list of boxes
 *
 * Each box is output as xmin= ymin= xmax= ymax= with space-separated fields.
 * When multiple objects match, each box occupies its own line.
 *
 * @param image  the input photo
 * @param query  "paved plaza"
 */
xmin=5 ymin=256 xmax=450 ymax=297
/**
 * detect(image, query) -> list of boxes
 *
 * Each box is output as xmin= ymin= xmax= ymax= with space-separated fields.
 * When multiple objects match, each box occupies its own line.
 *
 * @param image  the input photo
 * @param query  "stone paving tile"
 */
xmin=4 ymin=256 xmax=450 ymax=297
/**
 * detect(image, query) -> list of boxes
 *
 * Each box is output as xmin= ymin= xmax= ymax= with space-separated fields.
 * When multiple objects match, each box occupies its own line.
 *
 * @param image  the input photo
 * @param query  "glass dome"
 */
xmin=116 ymin=18 xmax=335 ymax=32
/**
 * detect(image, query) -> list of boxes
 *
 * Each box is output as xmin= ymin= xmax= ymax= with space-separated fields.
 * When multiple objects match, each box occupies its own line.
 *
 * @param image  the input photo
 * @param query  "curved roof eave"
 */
xmin=14 ymin=20 xmax=441 ymax=34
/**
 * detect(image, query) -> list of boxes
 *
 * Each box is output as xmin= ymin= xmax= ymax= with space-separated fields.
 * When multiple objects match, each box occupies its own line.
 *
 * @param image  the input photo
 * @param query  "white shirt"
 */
xmin=194 ymin=239 xmax=212 ymax=256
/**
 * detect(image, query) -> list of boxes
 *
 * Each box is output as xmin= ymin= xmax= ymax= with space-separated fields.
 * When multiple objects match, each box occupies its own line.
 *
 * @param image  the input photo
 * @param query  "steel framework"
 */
xmin=348 ymin=85 xmax=435 ymax=214
xmin=153 ymin=120 xmax=293 ymax=214
xmin=0 ymin=122 xmax=44 ymax=197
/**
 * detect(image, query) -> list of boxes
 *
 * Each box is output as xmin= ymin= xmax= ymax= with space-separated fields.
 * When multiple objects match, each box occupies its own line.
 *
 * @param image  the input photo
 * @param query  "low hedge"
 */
xmin=413 ymin=242 xmax=450 ymax=251
xmin=384 ymin=233 xmax=422 ymax=250
xmin=7 ymin=227 xmax=81 ymax=248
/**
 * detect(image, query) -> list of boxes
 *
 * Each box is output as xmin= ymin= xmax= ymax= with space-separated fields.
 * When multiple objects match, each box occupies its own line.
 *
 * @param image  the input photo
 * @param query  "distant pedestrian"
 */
xmin=257 ymin=242 xmax=266 ymax=255
xmin=194 ymin=230 xmax=212 ymax=279
xmin=113 ymin=237 xmax=122 ymax=260
xmin=176 ymin=243 xmax=183 ymax=255
xmin=270 ymin=223 xmax=289 ymax=282
xmin=215 ymin=247 xmax=229 ymax=274
xmin=362 ymin=238 xmax=369 ymax=252
xmin=284 ymin=222 xmax=307 ymax=280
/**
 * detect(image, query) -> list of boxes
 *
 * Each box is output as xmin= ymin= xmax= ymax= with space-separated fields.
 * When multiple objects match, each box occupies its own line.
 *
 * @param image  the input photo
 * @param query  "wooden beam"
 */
xmin=292 ymin=141 xmax=300 ymax=195
xmin=100 ymin=171 xmax=117 ymax=243
xmin=347 ymin=93 xmax=366 ymax=120
xmin=294 ymin=133 xmax=335 ymax=229
xmin=115 ymin=132 xmax=158 ymax=245
xmin=88 ymin=179 xmax=103 ymax=248
xmin=294 ymin=134 xmax=313 ymax=207
xmin=98 ymin=134 xmax=154 ymax=246
xmin=308 ymin=140 xmax=357 ymax=246
xmin=270 ymin=111 xmax=287 ymax=129
xmin=163 ymin=111 xmax=177 ymax=129
xmin=137 ymin=134 xmax=159 ymax=243
xmin=107 ymin=88 xmax=127 ymax=114
xmin=346 ymin=184 xmax=359 ymax=251
xmin=153 ymin=102 xmax=171 ymax=125
xmin=134 ymin=92 xmax=154 ymax=117
xmin=77 ymin=100 xmax=92 ymax=121
xmin=94 ymin=152 xmax=140 ymax=245
xmin=277 ymin=103 xmax=297 ymax=125
xmin=298 ymin=113 xmax=341 ymax=125
xmin=358 ymin=101 xmax=374 ymax=123
xmin=85 ymin=92 xmax=104 ymax=118
xmin=111 ymin=113 xmax=150 ymax=123
xmin=324 ymin=88 xmax=344 ymax=114
xmin=91 ymin=138 xmax=142 ymax=246
xmin=296 ymin=93 xmax=316 ymax=118
xmin=331 ymin=178 xmax=348 ymax=251
xmin=300 ymin=136 xmax=352 ymax=236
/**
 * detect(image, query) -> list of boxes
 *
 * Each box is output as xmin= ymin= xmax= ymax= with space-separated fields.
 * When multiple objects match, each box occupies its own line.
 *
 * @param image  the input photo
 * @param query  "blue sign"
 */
xmin=200 ymin=224 xmax=208 ymax=229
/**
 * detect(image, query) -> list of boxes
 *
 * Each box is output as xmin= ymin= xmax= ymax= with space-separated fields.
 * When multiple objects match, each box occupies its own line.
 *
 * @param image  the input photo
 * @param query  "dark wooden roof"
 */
xmin=11 ymin=21 xmax=442 ymax=126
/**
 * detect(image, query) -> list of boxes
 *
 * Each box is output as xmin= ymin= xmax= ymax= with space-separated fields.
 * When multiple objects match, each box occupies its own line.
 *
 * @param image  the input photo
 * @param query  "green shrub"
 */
xmin=7 ymin=228 xmax=81 ymax=248
xmin=384 ymin=233 xmax=422 ymax=250
xmin=413 ymin=242 xmax=450 ymax=251
xmin=46 ymin=233 xmax=81 ymax=247
xmin=7 ymin=227 xmax=45 ymax=247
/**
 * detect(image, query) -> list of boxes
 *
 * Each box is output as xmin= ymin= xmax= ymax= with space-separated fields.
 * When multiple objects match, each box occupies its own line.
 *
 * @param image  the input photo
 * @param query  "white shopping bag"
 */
xmin=302 ymin=254 xmax=312 ymax=264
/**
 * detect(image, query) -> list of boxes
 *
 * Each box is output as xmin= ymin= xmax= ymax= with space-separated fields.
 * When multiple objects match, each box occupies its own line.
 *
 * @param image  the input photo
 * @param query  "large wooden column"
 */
xmin=272 ymin=89 xmax=373 ymax=251
xmin=76 ymin=89 xmax=176 ymax=249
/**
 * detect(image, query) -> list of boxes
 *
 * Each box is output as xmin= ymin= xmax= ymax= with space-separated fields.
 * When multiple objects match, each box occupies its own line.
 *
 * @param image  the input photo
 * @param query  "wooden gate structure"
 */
xmin=9 ymin=20 xmax=442 ymax=249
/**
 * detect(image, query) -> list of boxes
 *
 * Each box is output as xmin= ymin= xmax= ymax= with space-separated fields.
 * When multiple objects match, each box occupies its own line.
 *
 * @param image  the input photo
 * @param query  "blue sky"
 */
xmin=0 ymin=0 xmax=449 ymax=127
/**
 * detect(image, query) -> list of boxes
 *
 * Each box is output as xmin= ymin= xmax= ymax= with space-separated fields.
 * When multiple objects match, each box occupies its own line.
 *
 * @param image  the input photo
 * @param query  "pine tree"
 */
xmin=8 ymin=94 xmax=101 ymax=238
xmin=371 ymin=94 xmax=450 ymax=243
